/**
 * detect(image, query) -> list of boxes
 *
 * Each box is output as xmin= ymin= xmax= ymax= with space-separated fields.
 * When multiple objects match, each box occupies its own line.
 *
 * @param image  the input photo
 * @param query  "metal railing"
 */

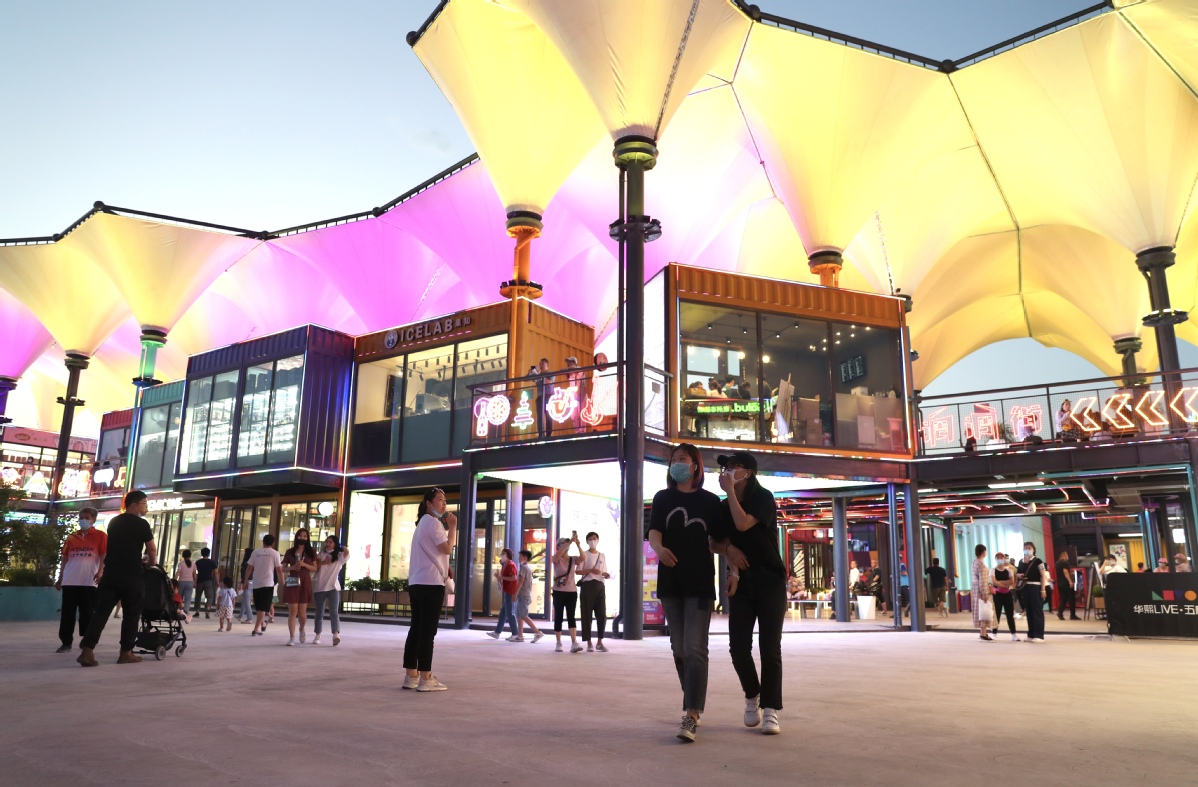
xmin=466 ymin=362 xmax=670 ymax=448
xmin=917 ymin=367 xmax=1198 ymax=456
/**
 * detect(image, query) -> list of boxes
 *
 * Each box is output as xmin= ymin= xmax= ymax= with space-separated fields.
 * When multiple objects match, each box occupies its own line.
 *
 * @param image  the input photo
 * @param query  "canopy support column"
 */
xmin=808 ymin=250 xmax=843 ymax=288
xmin=832 ymin=496 xmax=850 ymax=622
xmin=1138 ymin=247 xmax=1187 ymax=430
xmin=51 ymin=352 xmax=89 ymax=506
xmin=611 ymin=135 xmax=660 ymax=642
xmin=887 ymin=483 xmax=904 ymax=628
xmin=903 ymin=480 xmax=926 ymax=632
xmin=501 ymin=212 xmax=544 ymax=376
xmin=1113 ymin=336 xmax=1142 ymax=384
xmin=455 ymin=453 xmax=478 ymax=630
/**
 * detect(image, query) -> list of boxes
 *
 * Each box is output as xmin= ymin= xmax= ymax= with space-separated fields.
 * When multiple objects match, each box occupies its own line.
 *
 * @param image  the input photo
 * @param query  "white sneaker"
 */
xmin=299 ymin=630 xmax=306 ymax=644
xmin=676 ymin=715 xmax=697 ymax=742
xmin=333 ymin=634 xmax=341 ymax=646
xmin=286 ymin=638 xmax=296 ymax=647
xmin=762 ymin=708 xmax=780 ymax=735
xmin=402 ymin=674 xmax=420 ymax=690
xmin=507 ymin=635 xmax=525 ymax=642
xmin=313 ymin=634 xmax=322 ymax=645
xmin=1031 ymin=637 xmax=1045 ymax=642
xmin=555 ymin=641 xmax=563 ymax=652
xmin=587 ymin=642 xmax=594 ymax=652
xmin=570 ymin=642 xmax=584 ymax=653
xmin=486 ymin=632 xmax=500 ymax=640
xmin=596 ymin=641 xmax=608 ymax=652
xmin=531 ymin=632 xmax=544 ymax=644
xmin=744 ymin=695 xmax=762 ymax=727
xmin=1010 ymin=633 xmax=1020 ymax=642
xmin=416 ymin=676 xmax=448 ymax=692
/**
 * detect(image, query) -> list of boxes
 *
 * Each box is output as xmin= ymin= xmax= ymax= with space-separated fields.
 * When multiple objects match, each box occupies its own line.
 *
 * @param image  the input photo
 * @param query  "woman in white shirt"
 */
xmin=313 ymin=536 xmax=350 ymax=646
xmin=403 ymin=488 xmax=458 ymax=692
xmin=577 ymin=531 xmax=611 ymax=652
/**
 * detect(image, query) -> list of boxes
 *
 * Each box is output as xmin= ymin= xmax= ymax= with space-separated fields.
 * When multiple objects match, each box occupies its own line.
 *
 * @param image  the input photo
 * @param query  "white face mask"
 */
xmin=996 ymin=558 xmax=1006 ymax=566
xmin=79 ymin=519 xmax=94 ymax=531
xmin=588 ymin=539 xmax=598 ymax=549
xmin=1024 ymin=549 xmax=1034 ymax=558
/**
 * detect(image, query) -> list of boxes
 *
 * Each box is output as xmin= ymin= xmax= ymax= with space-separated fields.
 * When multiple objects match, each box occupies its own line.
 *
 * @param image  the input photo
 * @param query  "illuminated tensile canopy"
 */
xmin=2 ymin=0 xmax=1198 ymax=431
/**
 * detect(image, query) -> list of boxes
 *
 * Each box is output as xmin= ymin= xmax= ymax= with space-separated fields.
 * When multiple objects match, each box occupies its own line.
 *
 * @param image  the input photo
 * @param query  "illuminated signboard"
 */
xmin=545 ymin=386 xmax=579 ymax=424
xmin=922 ymin=406 xmax=956 ymax=447
xmin=472 ymin=394 xmax=512 ymax=438
xmin=695 ymin=400 xmax=761 ymax=415
xmin=146 ymin=496 xmax=208 ymax=512
xmin=512 ymin=391 xmax=534 ymax=430
xmin=838 ymin=355 xmax=866 ymax=384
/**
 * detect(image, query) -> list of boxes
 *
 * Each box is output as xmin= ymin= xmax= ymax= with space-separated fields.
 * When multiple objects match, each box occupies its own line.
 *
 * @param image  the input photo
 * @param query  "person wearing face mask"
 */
xmin=281 ymin=528 xmax=318 ymax=646
xmin=312 ymin=536 xmax=350 ymax=645
xmin=713 ymin=451 xmax=786 ymax=735
xmin=971 ymin=545 xmax=994 ymax=641
xmin=404 ymin=488 xmax=458 ymax=691
xmin=1016 ymin=542 xmax=1049 ymax=642
xmin=577 ymin=531 xmax=611 ymax=652
xmin=990 ymin=552 xmax=1019 ymax=641
xmin=55 ymin=508 xmax=106 ymax=653
xmin=648 ymin=443 xmax=742 ymax=742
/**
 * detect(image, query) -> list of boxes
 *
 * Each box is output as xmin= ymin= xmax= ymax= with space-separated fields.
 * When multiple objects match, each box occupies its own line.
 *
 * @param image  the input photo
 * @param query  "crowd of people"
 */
xmin=526 ymin=353 xmax=617 ymax=437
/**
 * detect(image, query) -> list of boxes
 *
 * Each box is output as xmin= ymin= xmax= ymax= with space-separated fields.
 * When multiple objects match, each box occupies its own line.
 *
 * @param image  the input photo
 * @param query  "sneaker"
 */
xmin=531 ymin=632 xmax=544 ymax=644
xmin=507 ymin=635 xmax=525 ymax=642
xmin=77 ymin=647 xmax=98 ymax=667
xmin=287 ymin=638 xmax=296 ymax=647
xmin=761 ymin=709 xmax=781 ymax=735
xmin=56 ymin=644 xmax=72 ymax=653
xmin=596 ymin=641 xmax=608 ymax=652
xmin=1031 ymin=637 xmax=1046 ymax=643
xmin=299 ymin=630 xmax=306 ymax=644
xmin=555 ymin=641 xmax=563 ymax=652
xmin=744 ymin=695 xmax=762 ymax=727
xmin=416 ymin=676 xmax=448 ymax=692
xmin=1011 ymin=633 xmax=1020 ymax=642
xmin=571 ymin=642 xmax=584 ymax=653
xmin=587 ymin=642 xmax=594 ymax=652
xmin=486 ymin=632 xmax=500 ymax=640
xmin=313 ymin=634 xmax=322 ymax=645
xmin=402 ymin=674 xmax=420 ymax=690
xmin=676 ymin=715 xmax=697 ymax=742
xmin=333 ymin=634 xmax=341 ymax=646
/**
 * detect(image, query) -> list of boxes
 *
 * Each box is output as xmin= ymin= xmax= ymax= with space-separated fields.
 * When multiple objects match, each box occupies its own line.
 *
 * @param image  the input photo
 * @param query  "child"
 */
xmin=216 ymin=575 xmax=237 ymax=631
xmin=169 ymin=579 xmax=193 ymax=624
xmin=515 ymin=550 xmax=543 ymax=644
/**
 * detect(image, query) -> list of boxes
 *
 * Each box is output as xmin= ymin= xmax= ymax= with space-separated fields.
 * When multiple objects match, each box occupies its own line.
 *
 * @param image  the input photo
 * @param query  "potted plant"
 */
xmin=345 ymin=577 xmax=377 ymax=607
xmin=1092 ymin=581 xmax=1105 ymax=618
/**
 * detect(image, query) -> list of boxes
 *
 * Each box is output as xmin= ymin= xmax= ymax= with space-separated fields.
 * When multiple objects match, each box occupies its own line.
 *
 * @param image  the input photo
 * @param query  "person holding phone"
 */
xmin=577 ymin=531 xmax=611 ymax=652
xmin=281 ymin=528 xmax=318 ymax=646
xmin=551 ymin=532 xmax=585 ymax=653
xmin=1017 ymin=542 xmax=1049 ymax=642
xmin=404 ymin=488 xmax=457 ymax=691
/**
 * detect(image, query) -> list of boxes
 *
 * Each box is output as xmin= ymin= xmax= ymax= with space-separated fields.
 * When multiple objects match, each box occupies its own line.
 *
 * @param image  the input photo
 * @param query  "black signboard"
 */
xmin=839 ymin=354 xmax=866 ymax=384
xmin=1105 ymin=573 xmax=1198 ymax=638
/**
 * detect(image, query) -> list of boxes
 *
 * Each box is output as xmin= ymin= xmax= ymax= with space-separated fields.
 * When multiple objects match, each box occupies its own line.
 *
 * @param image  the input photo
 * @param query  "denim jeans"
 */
xmin=239 ymin=587 xmax=254 ymax=621
xmin=313 ymin=590 xmax=341 ymax=635
xmin=178 ymin=581 xmax=194 ymax=613
xmin=661 ymin=596 xmax=713 ymax=714
xmin=493 ymin=592 xmax=517 ymax=636
xmin=728 ymin=571 xmax=786 ymax=710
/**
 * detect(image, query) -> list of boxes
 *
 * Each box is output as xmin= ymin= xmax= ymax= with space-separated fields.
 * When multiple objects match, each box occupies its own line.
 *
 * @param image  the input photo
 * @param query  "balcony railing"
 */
xmin=917 ymin=367 xmax=1198 ymax=456
xmin=467 ymin=362 xmax=669 ymax=449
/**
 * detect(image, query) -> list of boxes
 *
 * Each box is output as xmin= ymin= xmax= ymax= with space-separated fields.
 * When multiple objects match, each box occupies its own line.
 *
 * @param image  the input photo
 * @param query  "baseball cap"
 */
xmin=565 ymin=356 xmax=578 ymax=363
xmin=716 ymin=451 xmax=757 ymax=472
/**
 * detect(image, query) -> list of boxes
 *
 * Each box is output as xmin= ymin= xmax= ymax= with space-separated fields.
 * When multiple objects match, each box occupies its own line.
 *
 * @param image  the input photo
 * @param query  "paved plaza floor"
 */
xmin=3 ymin=618 xmax=1194 ymax=786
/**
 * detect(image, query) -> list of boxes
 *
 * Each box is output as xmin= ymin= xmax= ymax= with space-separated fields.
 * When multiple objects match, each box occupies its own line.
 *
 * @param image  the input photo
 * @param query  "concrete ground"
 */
xmin=3 ymin=618 xmax=1194 ymax=786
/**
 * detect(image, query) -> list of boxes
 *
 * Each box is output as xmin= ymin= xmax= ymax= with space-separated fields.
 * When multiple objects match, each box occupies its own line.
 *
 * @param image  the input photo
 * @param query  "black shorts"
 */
xmin=252 ymin=586 xmax=275 ymax=611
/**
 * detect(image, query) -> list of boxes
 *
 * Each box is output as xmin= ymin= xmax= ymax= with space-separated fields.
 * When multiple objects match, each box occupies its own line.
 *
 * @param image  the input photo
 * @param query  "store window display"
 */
xmin=679 ymin=302 xmax=760 ymax=442
xmin=760 ymin=315 xmax=833 ymax=447
xmin=831 ymin=326 xmax=906 ymax=451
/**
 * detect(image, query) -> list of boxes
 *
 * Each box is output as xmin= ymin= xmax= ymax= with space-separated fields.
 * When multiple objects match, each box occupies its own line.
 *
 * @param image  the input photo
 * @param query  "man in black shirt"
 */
xmin=925 ymin=558 xmax=949 ymax=617
xmin=1055 ymin=550 xmax=1079 ymax=620
xmin=712 ymin=451 xmax=786 ymax=736
xmin=194 ymin=547 xmax=218 ymax=618
xmin=78 ymin=491 xmax=157 ymax=666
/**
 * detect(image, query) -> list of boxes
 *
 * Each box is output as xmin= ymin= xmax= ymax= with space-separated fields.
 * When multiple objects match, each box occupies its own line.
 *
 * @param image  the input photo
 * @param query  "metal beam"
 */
xmin=832 ymin=497 xmax=850 ymax=622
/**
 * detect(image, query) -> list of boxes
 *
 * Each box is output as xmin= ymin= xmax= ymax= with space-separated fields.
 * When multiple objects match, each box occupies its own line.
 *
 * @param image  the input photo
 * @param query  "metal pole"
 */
xmin=506 ymin=481 xmax=523 ymax=557
xmin=50 ymin=352 xmax=89 ymax=508
xmin=832 ymin=497 xmax=850 ymax=622
xmin=454 ymin=454 xmax=477 ymax=629
xmin=887 ymin=484 xmax=903 ymax=628
xmin=943 ymin=517 xmax=959 ymax=614
xmin=1139 ymin=508 xmax=1157 ymax=568
xmin=903 ymin=480 xmax=927 ymax=632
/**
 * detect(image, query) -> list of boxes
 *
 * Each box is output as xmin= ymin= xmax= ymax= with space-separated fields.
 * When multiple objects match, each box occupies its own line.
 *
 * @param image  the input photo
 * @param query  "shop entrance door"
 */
xmin=216 ymin=504 xmax=272 ymax=582
xmin=471 ymin=499 xmax=505 ymax=617
xmin=149 ymin=512 xmax=181 ymax=575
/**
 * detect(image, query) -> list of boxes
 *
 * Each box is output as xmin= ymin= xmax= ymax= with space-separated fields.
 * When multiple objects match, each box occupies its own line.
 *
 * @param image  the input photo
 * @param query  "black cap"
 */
xmin=716 ymin=452 xmax=757 ymax=472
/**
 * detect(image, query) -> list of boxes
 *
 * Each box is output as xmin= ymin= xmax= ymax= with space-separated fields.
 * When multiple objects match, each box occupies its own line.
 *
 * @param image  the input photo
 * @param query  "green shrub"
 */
xmin=3 ymin=568 xmax=43 ymax=586
xmin=347 ymin=577 xmax=378 ymax=592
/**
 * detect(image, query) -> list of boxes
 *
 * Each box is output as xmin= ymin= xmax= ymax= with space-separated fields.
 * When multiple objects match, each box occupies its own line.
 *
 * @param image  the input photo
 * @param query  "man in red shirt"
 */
xmin=55 ymin=507 xmax=106 ymax=653
xmin=487 ymin=548 xmax=521 ymax=641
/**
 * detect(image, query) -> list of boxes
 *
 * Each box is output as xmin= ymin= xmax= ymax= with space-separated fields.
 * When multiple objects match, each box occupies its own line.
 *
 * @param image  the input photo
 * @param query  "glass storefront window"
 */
xmin=679 ymin=302 xmax=761 ymax=442
xmin=268 ymin=355 xmax=304 ymax=463
xmin=97 ymin=427 xmax=128 ymax=464
xmin=346 ymin=492 xmax=385 ymax=581
xmin=452 ymin=335 xmax=508 ymax=456
xmin=402 ymin=347 xmax=454 ymax=462
xmin=133 ymin=403 xmax=182 ymax=490
xmin=761 ymin=315 xmax=833 ymax=447
xmin=205 ymin=371 xmax=239 ymax=470
xmin=278 ymin=500 xmax=338 ymax=558
xmin=237 ymin=361 xmax=274 ymax=467
xmin=180 ymin=376 xmax=212 ymax=475
xmin=387 ymin=503 xmax=420 ymax=582
xmin=831 ymin=325 xmax=906 ymax=451
xmin=351 ymin=356 xmax=405 ymax=467
xmin=176 ymin=509 xmax=215 ymax=566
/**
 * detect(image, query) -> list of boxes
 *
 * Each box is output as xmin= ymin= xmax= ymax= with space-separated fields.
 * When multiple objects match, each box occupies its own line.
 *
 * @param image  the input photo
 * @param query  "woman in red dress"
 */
xmin=281 ymin=528 xmax=318 ymax=646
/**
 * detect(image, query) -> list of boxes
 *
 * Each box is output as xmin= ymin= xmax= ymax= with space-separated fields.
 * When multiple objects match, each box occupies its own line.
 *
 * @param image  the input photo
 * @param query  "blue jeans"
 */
xmin=494 ymin=592 xmax=518 ymax=636
xmin=178 ymin=581 xmax=194 ymax=613
xmin=313 ymin=590 xmax=340 ymax=635
xmin=239 ymin=587 xmax=254 ymax=621
xmin=661 ymin=596 xmax=713 ymax=714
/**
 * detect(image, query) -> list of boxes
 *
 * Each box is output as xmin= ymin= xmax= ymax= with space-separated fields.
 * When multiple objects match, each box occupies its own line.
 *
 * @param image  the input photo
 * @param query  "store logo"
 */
xmin=384 ymin=330 xmax=398 ymax=349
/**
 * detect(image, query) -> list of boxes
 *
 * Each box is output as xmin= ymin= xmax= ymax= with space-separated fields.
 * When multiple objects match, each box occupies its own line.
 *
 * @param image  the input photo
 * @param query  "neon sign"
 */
xmin=1101 ymin=393 xmax=1135 ymax=430
xmin=921 ymin=406 xmax=956 ymax=447
xmin=580 ymin=396 xmax=603 ymax=427
xmin=1069 ymin=396 xmax=1100 ymax=431
xmin=472 ymin=394 xmax=512 ymax=438
xmin=1009 ymin=404 xmax=1043 ymax=438
xmin=1170 ymin=387 xmax=1198 ymax=423
xmin=545 ymin=386 xmax=579 ymax=424
xmin=1135 ymin=389 xmax=1167 ymax=427
xmin=695 ymin=400 xmax=761 ymax=415
xmin=511 ymin=391 xmax=535 ymax=430
xmin=963 ymin=403 xmax=998 ymax=442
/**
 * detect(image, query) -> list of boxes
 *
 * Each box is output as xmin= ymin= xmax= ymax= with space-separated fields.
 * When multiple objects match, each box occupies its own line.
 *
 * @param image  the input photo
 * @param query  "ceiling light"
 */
xmin=987 ymin=481 xmax=1045 ymax=489
xmin=707 ymin=324 xmax=712 ymax=330
xmin=1116 ymin=533 xmax=1142 ymax=538
xmin=762 ymin=355 xmax=770 ymax=363
xmin=711 ymin=348 xmax=720 ymax=357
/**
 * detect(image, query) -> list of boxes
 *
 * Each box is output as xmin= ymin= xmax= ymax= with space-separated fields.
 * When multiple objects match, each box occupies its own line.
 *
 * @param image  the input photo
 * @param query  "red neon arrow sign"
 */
xmin=1134 ymin=389 xmax=1168 ymax=427
xmin=1169 ymin=386 xmax=1198 ymax=424
xmin=1069 ymin=396 xmax=1100 ymax=432
xmin=1102 ymin=393 xmax=1135 ymax=430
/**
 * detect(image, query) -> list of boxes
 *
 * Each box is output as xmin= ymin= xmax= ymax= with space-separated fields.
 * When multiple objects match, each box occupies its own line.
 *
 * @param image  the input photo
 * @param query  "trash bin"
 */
xmin=856 ymin=595 xmax=876 ymax=619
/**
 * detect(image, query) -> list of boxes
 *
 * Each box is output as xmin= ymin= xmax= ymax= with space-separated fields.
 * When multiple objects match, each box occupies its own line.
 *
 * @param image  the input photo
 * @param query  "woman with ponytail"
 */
xmin=403 ymin=488 xmax=457 ymax=692
xmin=174 ymin=549 xmax=196 ymax=617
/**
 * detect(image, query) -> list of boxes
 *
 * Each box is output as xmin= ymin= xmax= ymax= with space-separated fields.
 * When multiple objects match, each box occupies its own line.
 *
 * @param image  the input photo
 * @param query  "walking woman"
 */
xmin=648 ymin=443 xmax=730 ymax=743
xmin=174 ymin=550 xmax=196 ymax=617
xmin=238 ymin=547 xmax=254 ymax=624
xmin=404 ymin=488 xmax=458 ymax=692
xmin=714 ymin=451 xmax=783 ymax=735
xmin=971 ymin=544 xmax=994 ymax=641
xmin=551 ymin=533 xmax=585 ymax=653
xmin=313 ymin=536 xmax=350 ymax=646
xmin=281 ymin=528 xmax=318 ymax=646
xmin=1017 ymin=541 xmax=1049 ymax=642
xmin=991 ymin=552 xmax=1019 ymax=641
xmin=577 ymin=531 xmax=611 ymax=652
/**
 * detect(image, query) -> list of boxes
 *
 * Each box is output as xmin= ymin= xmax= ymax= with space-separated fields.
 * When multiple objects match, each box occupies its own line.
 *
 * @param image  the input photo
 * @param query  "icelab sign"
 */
xmin=1105 ymin=573 xmax=1198 ymax=639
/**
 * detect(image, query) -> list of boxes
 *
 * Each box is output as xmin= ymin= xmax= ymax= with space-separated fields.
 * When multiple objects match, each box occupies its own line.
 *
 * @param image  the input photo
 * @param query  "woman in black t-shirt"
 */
xmin=648 ymin=443 xmax=734 ymax=743
xmin=1016 ymin=541 xmax=1049 ymax=642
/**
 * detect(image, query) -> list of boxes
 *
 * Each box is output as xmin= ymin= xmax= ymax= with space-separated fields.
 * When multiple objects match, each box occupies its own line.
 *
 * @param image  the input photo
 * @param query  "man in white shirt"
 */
xmin=848 ymin=561 xmax=861 ymax=588
xmin=244 ymin=534 xmax=283 ymax=637
xmin=55 ymin=507 xmax=106 ymax=653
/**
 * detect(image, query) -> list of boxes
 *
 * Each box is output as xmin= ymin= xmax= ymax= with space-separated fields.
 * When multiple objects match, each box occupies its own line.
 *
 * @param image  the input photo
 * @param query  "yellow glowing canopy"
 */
xmin=413 ymin=0 xmax=605 ymax=215
xmin=509 ymin=0 xmax=749 ymax=139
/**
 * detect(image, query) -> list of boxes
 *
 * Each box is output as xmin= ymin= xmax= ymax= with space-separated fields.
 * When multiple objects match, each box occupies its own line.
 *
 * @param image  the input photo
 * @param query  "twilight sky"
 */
xmin=3 ymin=1 xmax=1188 ymax=392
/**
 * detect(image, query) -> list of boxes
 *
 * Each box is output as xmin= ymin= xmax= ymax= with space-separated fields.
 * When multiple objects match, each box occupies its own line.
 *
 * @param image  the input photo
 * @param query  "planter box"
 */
xmin=0 ymin=587 xmax=61 ymax=621
xmin=345 ymin=591 xmax=375 ymax=605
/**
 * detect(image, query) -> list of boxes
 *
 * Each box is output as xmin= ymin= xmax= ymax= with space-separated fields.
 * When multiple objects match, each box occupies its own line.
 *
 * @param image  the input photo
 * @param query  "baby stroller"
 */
xmin=135 ymin=566 xmax=188 ymax=660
